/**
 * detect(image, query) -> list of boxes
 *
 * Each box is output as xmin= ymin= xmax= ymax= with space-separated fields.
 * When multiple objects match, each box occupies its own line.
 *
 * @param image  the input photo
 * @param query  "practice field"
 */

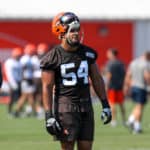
xmin=0 ymin=99 xmax=150 ymax=150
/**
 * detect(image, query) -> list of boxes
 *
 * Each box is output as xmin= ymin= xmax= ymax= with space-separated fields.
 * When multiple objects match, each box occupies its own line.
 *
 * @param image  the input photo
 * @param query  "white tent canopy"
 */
xmin=0 ymin=0 xmax=149 ymax=19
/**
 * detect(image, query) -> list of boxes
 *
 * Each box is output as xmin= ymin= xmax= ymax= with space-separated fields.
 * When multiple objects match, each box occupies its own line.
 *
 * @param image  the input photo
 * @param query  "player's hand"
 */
xmin=45 ymin=111 xmax=63 ymax=135
xmin=101 ymin=108 xmax=112 ymax=125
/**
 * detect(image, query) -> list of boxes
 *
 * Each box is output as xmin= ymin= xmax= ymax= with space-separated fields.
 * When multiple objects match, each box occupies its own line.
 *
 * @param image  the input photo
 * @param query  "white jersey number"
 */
xmin=61 ymin=60 xmax=88 ymax=86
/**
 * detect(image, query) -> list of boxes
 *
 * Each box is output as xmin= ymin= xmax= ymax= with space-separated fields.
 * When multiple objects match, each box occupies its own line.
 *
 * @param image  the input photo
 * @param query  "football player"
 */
xmin=124 ymin=51 xmax=150 ymax=134
xmin=105 ymin=48 xmax=126 ymax=127
xmin=5 ymin=47 xmax=23 ymax=115
xmin=40 ymin=12 xmax=112 ymax=150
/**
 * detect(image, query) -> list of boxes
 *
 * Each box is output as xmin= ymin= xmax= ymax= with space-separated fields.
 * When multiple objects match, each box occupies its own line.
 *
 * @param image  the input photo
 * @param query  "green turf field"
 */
xmin=0 ymin=100 xmax=150 ymax=150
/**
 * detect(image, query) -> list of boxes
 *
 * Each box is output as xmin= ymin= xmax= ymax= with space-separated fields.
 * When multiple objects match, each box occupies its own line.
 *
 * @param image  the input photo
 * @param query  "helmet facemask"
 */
xmin=65 ymin=21 xmax=82 ymax=47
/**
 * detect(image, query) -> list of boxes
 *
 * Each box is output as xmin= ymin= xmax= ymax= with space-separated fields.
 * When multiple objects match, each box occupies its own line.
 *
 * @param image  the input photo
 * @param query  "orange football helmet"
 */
xmin=52 ymin=12 xmax=80 ymax=38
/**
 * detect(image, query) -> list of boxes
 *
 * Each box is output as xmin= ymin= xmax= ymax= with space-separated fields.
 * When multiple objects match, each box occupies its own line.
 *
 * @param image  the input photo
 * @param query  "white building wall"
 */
xmin=0 ymin=0 xmax=150 ymax=19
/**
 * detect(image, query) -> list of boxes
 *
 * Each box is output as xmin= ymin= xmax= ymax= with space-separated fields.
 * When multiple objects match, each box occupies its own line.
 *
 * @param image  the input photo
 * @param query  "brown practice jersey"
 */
xmin=40 ymin=44 xmax=97 ymax=103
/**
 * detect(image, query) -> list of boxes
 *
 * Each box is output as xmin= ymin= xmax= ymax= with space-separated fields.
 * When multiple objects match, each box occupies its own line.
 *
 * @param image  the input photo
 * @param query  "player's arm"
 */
xmin=41 ymin=70 xmax=54 ymax=111
xmin=89 ymin=63 xmax=107 ymax=100
xmin=41 ymin=70 xmax=63 ymax=135
xmin=123 ymin=68 xmax=132 ymax=96
xmin=5 ymin=61 xmax=18 ymax=89
xmin=89 ymin=63 xmax=112 ymax=124
xmin=105 ymin=71 xmax=112 ymax=91
xmin=104 ymin=63 xmax=112 ymax=91
xmin=144 ymin=68 xmax=150 ymax=85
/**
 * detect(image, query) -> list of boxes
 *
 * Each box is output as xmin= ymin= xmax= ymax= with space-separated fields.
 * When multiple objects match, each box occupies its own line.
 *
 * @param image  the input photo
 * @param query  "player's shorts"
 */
xmin=54 ymin=111 xmax=94 ymax=142
xmin=130 ymin=87 xmax=147 ymax=104
xmin=107 ymin=89 xmax=124 ymax=104
xmin=21 ymin=79 xmax=35 ymax=94
xmin=10 ymin=82 xmax=21 ymax=102
xmin=53 ymin=96 xmax=94 ymax=141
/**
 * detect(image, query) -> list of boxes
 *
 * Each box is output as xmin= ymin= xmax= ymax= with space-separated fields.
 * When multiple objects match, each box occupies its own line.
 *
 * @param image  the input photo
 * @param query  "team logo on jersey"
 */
xmin=86 ymin=52 xmax=95 ymax=58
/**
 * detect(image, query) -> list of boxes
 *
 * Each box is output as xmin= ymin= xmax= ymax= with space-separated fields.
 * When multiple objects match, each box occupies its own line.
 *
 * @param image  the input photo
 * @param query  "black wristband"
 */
xmin=101 ymin=99 xmax=110 ymax=108
xmin=45 ymin=110 xmax=53 ymax=119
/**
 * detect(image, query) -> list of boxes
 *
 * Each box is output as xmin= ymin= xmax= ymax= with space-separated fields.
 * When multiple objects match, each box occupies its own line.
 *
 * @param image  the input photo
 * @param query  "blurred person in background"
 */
xmin=32 ymin=42 xmax=49 ymax=119
xmin=124 ymin=51 xmax=150 ymax=134
xmin=4 ymin=47 xmax=23 ymax=115
xmin=40 ymin=12 xmax=111 ymax=150
xmin=105 ymin=48 xmax=126 ymax=127
xmin=0 ymin=62 xmax=2 ymax=88
xmin=14 ymin=43 xmax=36 ymax=117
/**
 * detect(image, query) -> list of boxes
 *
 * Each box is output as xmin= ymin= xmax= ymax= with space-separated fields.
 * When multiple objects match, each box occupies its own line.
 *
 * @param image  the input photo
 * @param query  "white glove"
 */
xmin=45 ymin=112 xmax=63 ymax=135
xmin=101 ymin=108 xmax=112 ymax=125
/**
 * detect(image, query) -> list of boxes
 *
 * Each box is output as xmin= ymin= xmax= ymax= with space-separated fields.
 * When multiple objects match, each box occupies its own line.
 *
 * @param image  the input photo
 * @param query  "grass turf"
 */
xmin=0 ymin=99 xmax=150 ymax=150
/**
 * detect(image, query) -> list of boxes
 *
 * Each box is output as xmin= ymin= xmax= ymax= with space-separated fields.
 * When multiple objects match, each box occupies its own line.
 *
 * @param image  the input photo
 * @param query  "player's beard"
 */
xmin=66 ymin=37 xmax=80 ymax=47
xmin=66 ymin=30 xmax=84 ymax=47
xmin=65 ymin=22 xmax=84 ymax=47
